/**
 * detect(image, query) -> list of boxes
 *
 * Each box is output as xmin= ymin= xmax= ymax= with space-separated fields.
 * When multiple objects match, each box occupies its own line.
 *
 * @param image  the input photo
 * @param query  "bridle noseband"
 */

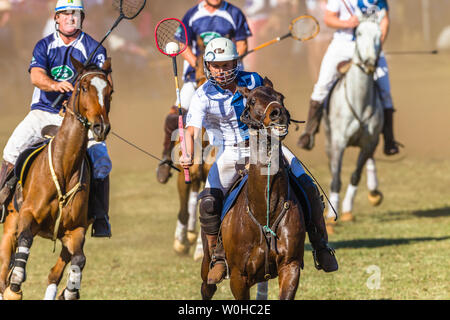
xmin=67 ymin=70 xmax=111 ymax=129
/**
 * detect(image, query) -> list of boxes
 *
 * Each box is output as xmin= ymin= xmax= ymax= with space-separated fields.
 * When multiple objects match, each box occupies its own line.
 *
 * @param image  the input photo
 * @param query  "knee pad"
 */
xmin=199 ymin=188 xmax=223 ymax=235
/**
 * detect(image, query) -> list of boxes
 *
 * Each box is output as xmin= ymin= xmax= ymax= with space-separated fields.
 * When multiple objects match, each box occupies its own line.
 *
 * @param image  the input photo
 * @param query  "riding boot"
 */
xmin=382 ymin=108 xmax=400 ymax=156
xmin=156 ymin=107 xmax=180 ymax=184
xmin=298 ymin=174 xmax=338 ymax=272
xmin=206 ymin=233 xmax=227 ymax=284
xmin=297 ymin=100 xmax=324 ymax=150
xmin=0 ymin=160 xmax=16 ymax=220
xmin=90 ymin=176 xmax=112 ymax=238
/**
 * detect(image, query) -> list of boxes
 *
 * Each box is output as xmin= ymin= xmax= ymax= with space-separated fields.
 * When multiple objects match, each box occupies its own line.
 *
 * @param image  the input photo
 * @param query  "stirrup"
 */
xmin=312 ymin=246 xmax=336 ymax=271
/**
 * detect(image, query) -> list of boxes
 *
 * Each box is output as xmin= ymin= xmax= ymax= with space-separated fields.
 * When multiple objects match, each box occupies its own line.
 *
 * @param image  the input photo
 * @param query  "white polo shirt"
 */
xmin=186 ymin=71 xmax=264 ymax=147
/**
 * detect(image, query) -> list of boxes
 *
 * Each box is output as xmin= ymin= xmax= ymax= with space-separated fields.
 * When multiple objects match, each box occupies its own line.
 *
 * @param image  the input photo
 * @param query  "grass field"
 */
xmin=6 ymin=157 xmax=448 ymax=300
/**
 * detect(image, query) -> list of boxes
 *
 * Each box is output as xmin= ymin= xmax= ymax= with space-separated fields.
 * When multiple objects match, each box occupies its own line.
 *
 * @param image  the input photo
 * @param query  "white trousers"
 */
xmin=311 ymin=39 xmax=393 ymax=109
xmin=174 ymin=81 xmax=197 ymax=110
xmin=3 ymin=109 xmax=112 ymax=179
xmin=205 ymin=144 xmax=305 ymax=196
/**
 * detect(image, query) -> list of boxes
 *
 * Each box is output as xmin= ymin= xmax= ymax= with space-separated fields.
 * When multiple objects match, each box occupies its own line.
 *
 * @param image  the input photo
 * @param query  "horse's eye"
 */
xmin=250 ymin=98 xmax=256 ymax=105
xmin=81 ymin=85 xmax=87 ymax=92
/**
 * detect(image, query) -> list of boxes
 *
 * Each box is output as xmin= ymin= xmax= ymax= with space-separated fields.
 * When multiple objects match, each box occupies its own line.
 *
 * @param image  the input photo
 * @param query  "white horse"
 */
xmin=324 ymin=10 xmax=386 ymax=225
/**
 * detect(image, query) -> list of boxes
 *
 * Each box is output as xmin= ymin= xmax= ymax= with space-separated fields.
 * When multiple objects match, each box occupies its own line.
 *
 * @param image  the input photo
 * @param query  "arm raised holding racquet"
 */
xmin=240 ymin=15 xmax=320 ymax=59
xmin=155 ymin=18 xmax=191 ymax=184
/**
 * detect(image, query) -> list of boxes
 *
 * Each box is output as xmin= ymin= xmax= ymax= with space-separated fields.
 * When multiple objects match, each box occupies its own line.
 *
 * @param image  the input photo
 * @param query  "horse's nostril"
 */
xmin=93 ymin=123 xmax=103 ymax=135
xmin=270 ymin=108 xmax=281 ymax=120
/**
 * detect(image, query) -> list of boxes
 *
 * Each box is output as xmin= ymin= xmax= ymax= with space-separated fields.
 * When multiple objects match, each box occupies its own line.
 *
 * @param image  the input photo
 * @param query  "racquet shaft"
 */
xmin=173 ymin=57 xmax=191 ymax=184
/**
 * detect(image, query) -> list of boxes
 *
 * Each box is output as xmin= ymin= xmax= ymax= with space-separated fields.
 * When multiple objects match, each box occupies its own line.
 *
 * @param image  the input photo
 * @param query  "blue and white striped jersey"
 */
xmin=186 ymin=71 xmax=264 ymax=147
xmin=29 ymin=31 xmax=107 ymax=113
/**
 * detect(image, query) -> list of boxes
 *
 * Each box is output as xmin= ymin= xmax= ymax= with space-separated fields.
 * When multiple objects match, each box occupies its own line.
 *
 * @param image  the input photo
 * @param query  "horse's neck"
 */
xmin=348 ymin=55 xmax=376 ymax=109
xmin=52 ymin=112 xmax=88 ymax=185
xmin=247 ymin=140 xmax=289 ymax=220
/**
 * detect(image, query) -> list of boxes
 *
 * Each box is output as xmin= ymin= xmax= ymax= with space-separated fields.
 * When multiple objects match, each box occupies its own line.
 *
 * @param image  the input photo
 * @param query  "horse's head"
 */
xmin=69 ymin=56 xmax=113 ymax=142
xmin=238 ymin=77 xmax=291 ymax=139
xmin=353 ymin=9 xmax=386 ymax=74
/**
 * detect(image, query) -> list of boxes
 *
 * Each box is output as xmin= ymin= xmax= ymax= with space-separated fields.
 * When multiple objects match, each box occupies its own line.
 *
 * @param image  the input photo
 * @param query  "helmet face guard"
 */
xmin=203 ymin=37 xmax=240 ymax=87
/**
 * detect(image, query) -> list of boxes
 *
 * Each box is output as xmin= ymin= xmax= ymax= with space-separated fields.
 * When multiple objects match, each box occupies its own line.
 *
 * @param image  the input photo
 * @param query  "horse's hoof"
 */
xmin=341 ymin=212 xmax=354 ymax=222
xmin=3 ymin=286 xmax=22 ymax=300
xmin=187 ymin=231 xmax=198 ymax=245
xmin=368 ymin=190 xmax=383 ymax=206
xmin=173 ymin=239 xmax=189 ymax=254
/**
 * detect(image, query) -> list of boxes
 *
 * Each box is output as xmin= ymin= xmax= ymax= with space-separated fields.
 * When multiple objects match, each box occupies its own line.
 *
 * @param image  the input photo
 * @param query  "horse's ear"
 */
xmin=70 ymin=55 xmax=84 ymax=74
xmin=263 ymin=77 xmax=273 ymax=88
xmin=102 ymin=57 xmax=112 ymax=73
xmin=238 ymin=86 xmax=251 ymax=99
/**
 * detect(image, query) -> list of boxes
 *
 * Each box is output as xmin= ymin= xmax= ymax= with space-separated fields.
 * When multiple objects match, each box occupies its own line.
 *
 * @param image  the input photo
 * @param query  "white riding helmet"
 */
xmin=203 ymin=37 xmax=240 ymax=86
xmin=55 ymin=0 xmax=85 ymax=13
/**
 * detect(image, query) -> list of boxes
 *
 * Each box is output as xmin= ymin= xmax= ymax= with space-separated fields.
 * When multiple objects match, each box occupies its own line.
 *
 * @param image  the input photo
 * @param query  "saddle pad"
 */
xmin=14 ymin=139 xmax=51 ymax=185
xmin=287 ymin=171 xmax=312 ymax=226
xmin=221 ymin=174 xmax=248 ymax=221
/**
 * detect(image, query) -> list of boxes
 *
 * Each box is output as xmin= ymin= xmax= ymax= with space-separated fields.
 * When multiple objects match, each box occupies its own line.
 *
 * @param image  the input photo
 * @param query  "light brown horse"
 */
xmin=0 ymin=56 xmax=113 ymax=300
xmin=200 ymin=79 xmax=306 ymax=300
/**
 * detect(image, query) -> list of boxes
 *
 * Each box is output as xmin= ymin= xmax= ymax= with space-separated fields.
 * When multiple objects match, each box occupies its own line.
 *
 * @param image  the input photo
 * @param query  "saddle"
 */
xmin=220 ymin=162 xmax=312 ymax=226
xmin=9 ymin=126 xmax=93 ymax=216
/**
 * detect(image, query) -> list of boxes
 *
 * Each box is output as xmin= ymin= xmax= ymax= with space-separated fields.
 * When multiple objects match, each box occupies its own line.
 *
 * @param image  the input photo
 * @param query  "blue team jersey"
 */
xmin=29 ymin=31 xmax=107 ymax=113
xmin=357 ymin=0 xmax=388 ymax=14
xmin=175 ymin=1 xmax=252 ymax=82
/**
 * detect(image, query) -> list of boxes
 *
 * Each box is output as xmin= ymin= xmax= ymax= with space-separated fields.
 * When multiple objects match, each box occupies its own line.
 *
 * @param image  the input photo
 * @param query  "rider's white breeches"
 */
xmin=311 ymin=39 xmax=393 ymax=109
xmin=174 ymin=81 xmax=197 ymax=110
xmin=3 ymin=110 xmax=112 ymax=179
xmin=205 ymin=144 xmax=306 ymax=196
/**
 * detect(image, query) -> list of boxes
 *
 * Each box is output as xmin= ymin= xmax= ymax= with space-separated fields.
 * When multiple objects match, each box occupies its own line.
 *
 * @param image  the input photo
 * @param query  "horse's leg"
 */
xmin=327 ymin=144 xmax=345 ymax=221
xmin=3 ymin=210 xmax=36 ymax=300
xmin=0 ymin=205 xmax=18 ymax=296
xmin=44 ymin=244 xmax=71 ymax=300
xmin=229 ymin=268 xmax=250 ymax=300
xmin=187 ymin=178 xmax=201 ymax=245
xmin=342 ymin=148 xmax=372 ymax=221
xmin=200 ymin=229 xmax=216 ymax=300
xmin=58 ymin=228 xmax=86 ymax=300
xmin=193 ymin=230 xmax=204 ymax=261
xmin=366 ymin=158 xmax=383 ymax=206
xmin=278 ymin=262 xmax=301 ymax=300
xmin=174 ymin=172 xmax=190 ymax=254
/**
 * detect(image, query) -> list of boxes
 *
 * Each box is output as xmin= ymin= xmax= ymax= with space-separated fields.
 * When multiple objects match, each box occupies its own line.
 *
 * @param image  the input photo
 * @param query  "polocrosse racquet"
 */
xmin=155 ymin=18 xmax=191 ymax=184
xmin=52 ymin=0 xmax=147 ymax=108
xmin=239 ymin=15 xmax=320 ymax=59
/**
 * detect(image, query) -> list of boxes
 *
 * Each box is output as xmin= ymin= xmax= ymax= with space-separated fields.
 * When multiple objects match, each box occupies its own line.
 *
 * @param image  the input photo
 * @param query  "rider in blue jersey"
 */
xmin=0 ymin=0 xmax=112 ymax=237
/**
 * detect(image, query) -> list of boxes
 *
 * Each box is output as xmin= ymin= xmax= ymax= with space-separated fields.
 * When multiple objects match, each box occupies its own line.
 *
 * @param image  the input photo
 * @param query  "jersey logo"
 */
xmin=200 ymin=32 xmax=222 ymax=46
xmin=51 ymin=65 xmax=74 ymax=81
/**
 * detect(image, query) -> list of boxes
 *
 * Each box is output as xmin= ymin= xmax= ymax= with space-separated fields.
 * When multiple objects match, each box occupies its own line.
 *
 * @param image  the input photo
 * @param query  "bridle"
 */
xmin=353 ymin=21 xmax=382 ymax=75
xmin=66 ymin=69 xmax=112 ymax=129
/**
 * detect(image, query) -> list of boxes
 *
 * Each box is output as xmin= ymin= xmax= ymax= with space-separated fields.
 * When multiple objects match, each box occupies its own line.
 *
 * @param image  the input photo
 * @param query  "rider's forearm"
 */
xmin=184 ymin=126 xmax=197 ymax=158
xmin=30 ymin=67 xmax=58 ymax=92
xmin=180 ymin=46 xmax=197 ymax=68
xmin=324 ymin=11 xmax=352 ymax=29
xmin=236 ymin=40 xmax=248 ymax=57
xmin=380 ymin=14 xmax=389 ymax=44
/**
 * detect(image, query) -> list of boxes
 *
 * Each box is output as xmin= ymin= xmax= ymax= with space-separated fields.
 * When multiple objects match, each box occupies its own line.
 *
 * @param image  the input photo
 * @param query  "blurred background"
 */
xmin=1 ymin=0 xmax=449 ymax=171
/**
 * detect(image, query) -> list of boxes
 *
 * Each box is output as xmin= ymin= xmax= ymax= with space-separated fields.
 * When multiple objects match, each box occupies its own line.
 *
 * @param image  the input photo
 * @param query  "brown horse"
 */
xmin=0 ymin=56 xmax=113 ymax=300
xmin=200 ymin=79 xmax=306 ymax=300
xmin=173 ymin=36 xmax=215 ymax=259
